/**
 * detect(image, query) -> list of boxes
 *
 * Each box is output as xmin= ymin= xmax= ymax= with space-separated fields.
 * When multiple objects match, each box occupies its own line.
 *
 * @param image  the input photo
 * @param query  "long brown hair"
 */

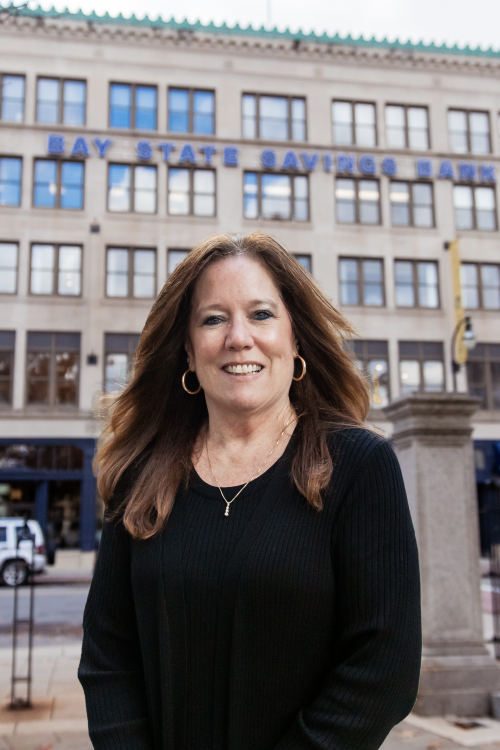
xmin=95 ymin=232 xmax=370 ymax=539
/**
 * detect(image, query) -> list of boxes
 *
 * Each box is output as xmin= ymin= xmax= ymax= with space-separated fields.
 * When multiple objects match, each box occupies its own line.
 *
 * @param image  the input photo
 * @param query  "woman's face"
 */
xmin=187 ymin=255 xmax=297 ymax=417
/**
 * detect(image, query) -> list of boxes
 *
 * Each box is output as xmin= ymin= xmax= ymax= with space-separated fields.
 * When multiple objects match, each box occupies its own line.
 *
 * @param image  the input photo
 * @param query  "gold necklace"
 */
xmin=205 ymin=417 xmax=293 ymax=517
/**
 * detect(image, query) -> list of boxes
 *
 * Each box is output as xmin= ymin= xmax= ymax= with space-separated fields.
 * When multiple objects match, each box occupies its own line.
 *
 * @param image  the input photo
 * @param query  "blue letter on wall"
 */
xmin=381 ymin=157 xmax=397 ymax=176
xmin=223 ymin=146 xmax=238 ymax=166
xmin=282 ymin=151 xmax=299 ymax=170
xmin=48 ymin=134 xmax=65 ymax=155
xmin=337 ymin=154 xmax=355 ymax=174
xmin=300 ymin=153 xmax=319 ymax=171
xmin=481 ymin=165 xmax=496 ymax=182
xmin=179 ymin=144 xmax=197 ymax=164
xmin=261 ymin=149 xmax=277 ymax=169
xmin=416 ymin=159 xmax=432 ymax=178
xmin=200 ymin=145 xmax=217 ymax=165
xmin=71 ymin=136 xmax=89 ymax=157
xmin=158 ymin=142 xmax=175 ymax=162
xmin=137 ymin=141 xmax=153 ymax=160
xmin=459 ymin=163 xmax=476 ymax=181
xmin=359 ymin=154 xmax=376 ymax=175
xmin=93 ymin=138 xmax=112 ymax=158
xmin=323 ymin=154 xmax=333 ymax=172
xmin=438 ymin=160 xmax=455 ymax=179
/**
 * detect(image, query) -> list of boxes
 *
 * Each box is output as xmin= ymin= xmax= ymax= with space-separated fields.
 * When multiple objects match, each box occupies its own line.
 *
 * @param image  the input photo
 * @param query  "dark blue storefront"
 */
xmin=0 ymin=438 xmax=97 ymax=552
xmin=474 ymin=440 xmax=500 ymax=558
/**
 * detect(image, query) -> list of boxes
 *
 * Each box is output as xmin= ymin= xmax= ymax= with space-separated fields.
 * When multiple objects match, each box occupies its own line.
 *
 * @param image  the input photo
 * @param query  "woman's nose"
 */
xmin=225 ymin=319 xmax=254 ymax=350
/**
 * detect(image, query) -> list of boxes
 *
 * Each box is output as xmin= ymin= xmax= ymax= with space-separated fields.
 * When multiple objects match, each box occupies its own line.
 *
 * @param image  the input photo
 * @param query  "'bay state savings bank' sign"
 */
xmin=47 ymin=133 xmax=497 ymax=182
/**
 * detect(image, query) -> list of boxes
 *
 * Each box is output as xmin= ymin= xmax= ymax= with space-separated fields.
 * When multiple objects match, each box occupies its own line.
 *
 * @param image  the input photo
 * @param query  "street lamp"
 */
xmin=451 ymin=315 xmax=477 ymax=392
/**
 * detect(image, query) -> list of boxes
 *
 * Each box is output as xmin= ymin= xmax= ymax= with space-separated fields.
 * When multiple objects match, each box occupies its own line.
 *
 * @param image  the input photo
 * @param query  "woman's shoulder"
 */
xmin=325 ymin=426 xmax=393 ymax=487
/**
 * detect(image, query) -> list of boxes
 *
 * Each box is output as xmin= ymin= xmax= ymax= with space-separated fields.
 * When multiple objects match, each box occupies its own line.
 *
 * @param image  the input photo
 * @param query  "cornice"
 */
xmin=2 ymin=13 xmax=500 ymax=78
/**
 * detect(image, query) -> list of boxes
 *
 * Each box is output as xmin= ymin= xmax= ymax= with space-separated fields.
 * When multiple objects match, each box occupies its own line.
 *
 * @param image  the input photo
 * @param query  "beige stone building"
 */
xmin=0 ymin=6 xmax=499 ymax=554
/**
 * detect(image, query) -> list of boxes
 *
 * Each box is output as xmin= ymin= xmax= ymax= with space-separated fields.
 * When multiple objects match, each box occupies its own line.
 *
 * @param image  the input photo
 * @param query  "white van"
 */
xmin=0 ymin=519 xmax=47 ymax=586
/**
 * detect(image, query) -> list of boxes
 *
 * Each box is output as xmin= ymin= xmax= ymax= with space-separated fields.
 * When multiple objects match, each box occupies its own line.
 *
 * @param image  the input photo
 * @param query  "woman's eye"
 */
xmin=254 ymin=310 xmax=273 ymax=320
xmin=203 ymin=315 xmax=223 ymax=326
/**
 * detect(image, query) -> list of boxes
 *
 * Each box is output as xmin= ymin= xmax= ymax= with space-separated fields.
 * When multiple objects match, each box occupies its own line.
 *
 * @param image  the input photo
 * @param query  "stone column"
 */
xmin=384 ymin=392 xmax=500 ymax=716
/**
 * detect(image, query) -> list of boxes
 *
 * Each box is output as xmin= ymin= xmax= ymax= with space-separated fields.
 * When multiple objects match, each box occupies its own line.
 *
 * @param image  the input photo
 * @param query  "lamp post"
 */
xmin=451 ymin=315 xmax=477 ymax=392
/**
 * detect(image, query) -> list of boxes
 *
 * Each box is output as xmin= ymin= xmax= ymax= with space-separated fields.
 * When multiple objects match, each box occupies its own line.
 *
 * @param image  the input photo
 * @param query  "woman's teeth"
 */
xmin=224 ymin=364 xmax=262 ymax=374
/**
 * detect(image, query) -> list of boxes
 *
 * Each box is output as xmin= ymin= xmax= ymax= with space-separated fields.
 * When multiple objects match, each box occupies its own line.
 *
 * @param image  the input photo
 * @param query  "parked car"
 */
xmin=0 ymin=518 xmax=46 ymax=586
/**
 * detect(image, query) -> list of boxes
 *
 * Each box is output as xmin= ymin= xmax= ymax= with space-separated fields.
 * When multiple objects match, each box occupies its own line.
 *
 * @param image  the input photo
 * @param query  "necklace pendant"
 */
xmin=224 ymin=505 xmax=230 ymax=517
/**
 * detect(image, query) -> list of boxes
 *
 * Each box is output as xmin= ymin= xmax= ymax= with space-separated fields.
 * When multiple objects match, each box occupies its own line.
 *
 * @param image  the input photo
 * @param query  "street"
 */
xmin=0 ymin=585 xmax=89 ymax=636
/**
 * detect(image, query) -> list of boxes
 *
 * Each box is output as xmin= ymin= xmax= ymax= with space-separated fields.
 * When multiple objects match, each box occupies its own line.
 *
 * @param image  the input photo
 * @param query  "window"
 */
xmin=461 ymin=264 xmax=500 ymax=310
xmin=109 ymin=83 xmax=157 ymax=130
xmin=36 ymin=78 xmax=86 ymax=125
xmin=0 ymin=243 xmax=18 ymax=294
xmin=108 ymin=164 xmax=156 ymax=213
xmin=399 ymin=341 xmax=444 ymax=394
xmin=26 ymin=332 xmax=80 ymax=407
xmin=0 ymin=331 xmax=15 ymax=405
xmin=339 ymin=258 xmax=384 ymax=306
xmin=1 ymin=74 xmax=24 ymax=122
xmin=104 ymin=333 xmax=140 ymax=392
xmin=0 ymin=157 xmax=22 ymax=206
xmin=106 ymin=247 xmax=156 ymax=298
xmin=352 ymin=340 xmax=390 ymax=408
xmin=168 ymin=168 xmax=215 ymax=217
xmin=453 ymin=185 xmax=496 ymax=231
xmin=293 ymin=254 xmax=312 ymax=274
xmin=390 ymin=182 xmax=434 ymax=227
xmin=332 ymin=101 xmax=376 ymax=147
xmin=395 ymin=261 xmax=439 ymax=308
xmin=33 ymin=159 xmax=84 ymax=209
xmin=244 ymin=172 xmax=308 ymax=221
xmin=168 ymin=249 xmax=190 ymax=277
xmin=385 ymin=105 xmax=429 ymax=150
xmin=335 ymin=178 xmax=380 ymax=225
xmin=467 ymin=344 xmax=500 ymax=409
xmin=242 ymin=94 xmax=306 ymax=141
xmin=448 ymin=110 xmax=490 ymax=154
xmin=30 ymin=244 xmax=82 ymax=296
xmin=168 ymin=88 xmax=214 ymax=135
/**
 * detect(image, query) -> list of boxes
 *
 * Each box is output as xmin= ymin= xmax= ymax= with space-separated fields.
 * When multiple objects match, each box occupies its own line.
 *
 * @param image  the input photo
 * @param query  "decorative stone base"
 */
xmin=415 ymin=654 xmax=500 ymax=716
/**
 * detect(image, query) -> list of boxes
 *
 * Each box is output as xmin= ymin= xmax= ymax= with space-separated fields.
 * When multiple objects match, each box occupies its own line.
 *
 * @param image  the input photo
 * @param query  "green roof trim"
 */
xmin=1 ymin=2 xmax=499 ymax=59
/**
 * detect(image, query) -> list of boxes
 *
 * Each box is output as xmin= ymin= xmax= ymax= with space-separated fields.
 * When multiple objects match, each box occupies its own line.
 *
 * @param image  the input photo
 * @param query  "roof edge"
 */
xmin=1 ymin=3 xmax=500 ymax=59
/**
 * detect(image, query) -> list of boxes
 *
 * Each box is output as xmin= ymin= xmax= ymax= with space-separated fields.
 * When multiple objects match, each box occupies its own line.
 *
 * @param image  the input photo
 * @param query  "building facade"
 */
xmin=0 ymin=7 xmax=499 ymax=554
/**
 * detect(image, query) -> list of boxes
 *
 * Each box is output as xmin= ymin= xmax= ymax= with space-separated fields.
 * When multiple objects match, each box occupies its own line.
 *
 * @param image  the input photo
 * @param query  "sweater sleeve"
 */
xmin=272 ymin=438 xmax=422 ymax=750
xmin=78 ymin=497 xmax=154 ymax=750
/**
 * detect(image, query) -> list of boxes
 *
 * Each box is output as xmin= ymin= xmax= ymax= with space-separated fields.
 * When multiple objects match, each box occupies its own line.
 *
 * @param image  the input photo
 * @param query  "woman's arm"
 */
xmin=78 ymin=489 xmax=154 ymax=750
xmin=273 ymin=438 xmax=422 ymax=750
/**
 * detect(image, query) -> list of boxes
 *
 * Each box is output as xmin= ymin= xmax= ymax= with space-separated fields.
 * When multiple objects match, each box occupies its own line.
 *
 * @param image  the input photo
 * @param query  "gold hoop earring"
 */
xmin=182 ymin=369 xmax=202 ymax=395
xmin=292 ymin=355 xmax=307 ymax=382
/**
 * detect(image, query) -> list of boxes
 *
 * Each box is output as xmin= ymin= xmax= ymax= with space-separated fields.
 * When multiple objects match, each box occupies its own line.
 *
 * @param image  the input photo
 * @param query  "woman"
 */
xmin=79 ymin=232 xmax=421 ymax=750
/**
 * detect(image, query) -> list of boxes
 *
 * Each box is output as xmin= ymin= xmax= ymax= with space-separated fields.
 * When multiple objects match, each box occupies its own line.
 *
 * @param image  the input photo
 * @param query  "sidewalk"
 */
xmin=3 ymin=636 xmax=500 ymax=750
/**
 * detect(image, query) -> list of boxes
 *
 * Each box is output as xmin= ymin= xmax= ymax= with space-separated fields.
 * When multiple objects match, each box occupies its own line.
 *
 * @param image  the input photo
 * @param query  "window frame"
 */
xmin=168 ymin=87 xmax=216 ymax=135
xmin=331 ymin=99 xmax=377 ymax=147
xmin=25 ymin=331 xmax=81 ymax=408
xmin=453 ymin=182 xmax=498 ymax=231
xmin=335 ymin=177 xmax=381 ymax=226
xmin=394 ymin=259 xmax=440 ymax=309
xmin=107 ymin=163 xmax=158 ymax=214
xmin=0 ymin=155 xmax=23 ymax=207
xmin=0 ymin=241 xmax=19 ymax=294
xmin=292 ymin=254 xmax=312 ymax=274
xmin=0 ymin=73 xmax=25 ymax=123
xmin=338 ymin=257 xmax=385 ymax=307
xmin=389 ymin=180 xmax=435 ymax=228
xmin=32 ymin=158 xmax=85 ymax=210
xmin=29 ymin=243 xmax=83 ymax=298
xmin=448 ymin=108 xmax=491 ymax=154
xmin=167 ymin=166 xmax=216 ymax=218
xmin=461 ymin=262 xmax=500 ymax=310
xmin=0 ymin=331 xmax=15 ymax=406
xmin=385 ymin=103 xmax=430 ymax=150
xmin=105 ymin=246 xmax=157 ymax=299
xmin=167 ymin=248 xmax=190 ymax=277
xmin=398 ymin=341 xmax=445 ymax=394
xmin=36 ymin=76 xmax=87 ymax=126
xmin=466 ymin=343 xmax=500 ymax=410
xmin=108 ymin=82 xmax=158 ymax=131
xmin=104 ymin=332 xmax=141 ymax=392
xmin=243 ymin=171 xmax=310 ymax=222
xmin=242 ymin=93 xmax=307 ymax=142
xmin=352 ymin=339 xmax=391 ymax=407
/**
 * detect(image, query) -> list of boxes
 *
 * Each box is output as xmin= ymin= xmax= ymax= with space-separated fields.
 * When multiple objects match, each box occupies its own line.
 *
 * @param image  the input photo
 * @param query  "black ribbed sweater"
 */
xmin=78 ymin=428 xmax=422 ymax=750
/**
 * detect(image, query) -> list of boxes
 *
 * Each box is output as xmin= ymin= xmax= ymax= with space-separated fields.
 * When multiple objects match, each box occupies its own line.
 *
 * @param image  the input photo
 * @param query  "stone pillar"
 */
xmin=384 ymin=392 xmax=500 ymax=716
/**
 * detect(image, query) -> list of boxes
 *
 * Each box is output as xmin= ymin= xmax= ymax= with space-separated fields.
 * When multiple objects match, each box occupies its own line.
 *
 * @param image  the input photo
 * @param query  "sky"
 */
xmin=28 ymin=0 xmax=500 ymax=50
